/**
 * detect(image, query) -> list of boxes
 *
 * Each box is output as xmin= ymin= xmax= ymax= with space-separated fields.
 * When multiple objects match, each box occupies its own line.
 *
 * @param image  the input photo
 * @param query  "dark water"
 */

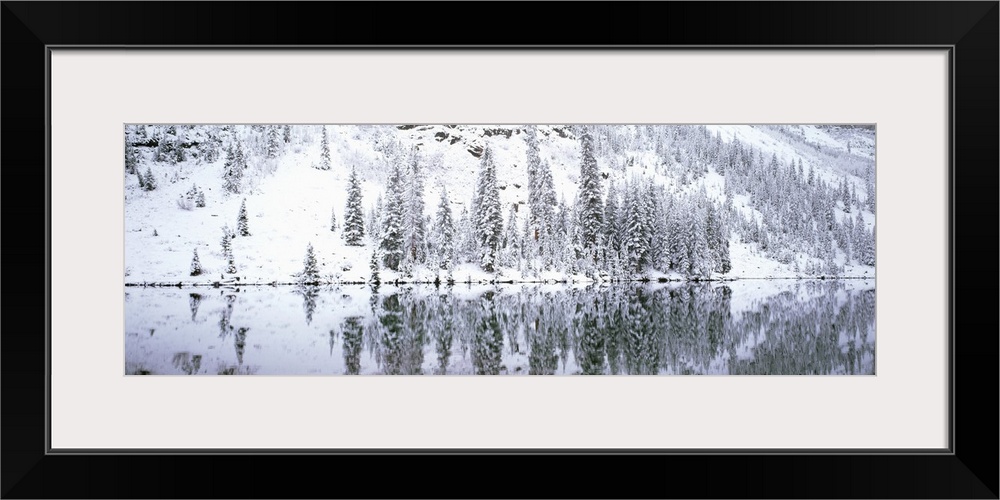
xmin=125 ymin=280 xmax=875 ymax=375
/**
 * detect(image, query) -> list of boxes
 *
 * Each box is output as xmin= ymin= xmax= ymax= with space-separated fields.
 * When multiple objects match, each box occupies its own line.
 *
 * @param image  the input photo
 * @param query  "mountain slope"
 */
xmin=124 ymin=124 xmax=875 ymax=284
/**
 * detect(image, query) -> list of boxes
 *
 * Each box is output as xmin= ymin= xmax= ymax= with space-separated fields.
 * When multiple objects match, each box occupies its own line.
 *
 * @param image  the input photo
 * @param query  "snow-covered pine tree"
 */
xmin=403 ymin=148 xmax=426 ymax=265
xmin=525 ymin=126 xmax=543 ymax=229
xmin=853 ymin=214 xmax=875 ymax=266
xmin=266 ymin=126 xmax=281 ymax=159
xmin=603 ymin=180 xmax=621 ymax=254
xmin=342 ymin=167 xmax=365 ymax=246
xmin=473 ymin=145 xmax=503 ymax=273
xmin=195 ymin=185 xmax=206 ymax=207
xmin=368 ymin=195 xmax=383 ymax=245
xmin=863 ymin=224 xmax=876 ymax=266
xmin=317 ymin=126 xmax=332 ymax=170
xmin=329 ymin=206 xmax=338 ymax=232
xmin=172 ymin=127 xmax=185 ymax=163
xmin=521 ymin=217 xmax=539 ymax=276
xmin=235 ymin=139 xmax=247 ymax=168
xmin=185 ymin=183 xmax=200 ymax=203
xmin=576 ymin=126 xmax=603 ymax=252
xmin=283 ymin=124 xmax=292 ymax=144
xmin=125 ymin=140 xmax=140 ymax=175
xmin=435 ymin=188 xmax=454 ymax=270
xmin=629 ymin=180 xmax=654 ymax=272
xmin=237 ymin=199 xmax=251 ymax=236
xmin=667 ymin=200 xmax=688 ymax=273
xmin=550 ymin=196 xmax=571 ymax=271
xmin=301 ymin=243 xmax=320 ymax=284
xmin=538 ymin=159 xmax=557 ymax=231
xmin=705 ymin=202 xmax=731 ymax=274
xmin=646 ymin=182 xmax=667 ymax=271
xmin=222 ymin=142 xmax=244 ymax=195
xmin=841 ymin=216 xmax=854 ymax=262
xmin=156 ymin=126 xmax=176 ymax=162
xmin=379 ymin=163 xmax=406 ymax=271
xmin=190 ymin=248 xmax=202 ymax=276
xmin=841 ymin=177 xmax=852 ymax=214
xmin=864 ymin=163 xmax=876 ymax=212
xmin=221 ymin=225 xmax=236 ymax=274
xmin=369 ymin=248 xmax=380 ymax=284
xmin=142 ymin=166 xmax=157 ymax=191
xmin=455 ymin=207 xmax=476 ymax=266
xmin=501 ymin=204 xmax=521 ymax=269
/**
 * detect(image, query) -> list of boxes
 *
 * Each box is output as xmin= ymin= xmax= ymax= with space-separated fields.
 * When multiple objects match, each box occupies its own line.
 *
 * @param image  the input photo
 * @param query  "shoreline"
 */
xmin=124 ymin=275 xmax=875 ymax=288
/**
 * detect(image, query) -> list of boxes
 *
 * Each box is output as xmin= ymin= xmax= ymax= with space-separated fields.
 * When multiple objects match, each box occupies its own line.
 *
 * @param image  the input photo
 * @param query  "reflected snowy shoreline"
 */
xmin=125 ymin=280 xmax=875 ymax=376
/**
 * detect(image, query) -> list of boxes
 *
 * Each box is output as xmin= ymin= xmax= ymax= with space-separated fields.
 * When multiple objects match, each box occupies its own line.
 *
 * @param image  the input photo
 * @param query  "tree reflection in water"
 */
xmin=353 ymin=281 xmax=874 ymax=375
xmin=127 ymin=281 xmax=875 ymax=375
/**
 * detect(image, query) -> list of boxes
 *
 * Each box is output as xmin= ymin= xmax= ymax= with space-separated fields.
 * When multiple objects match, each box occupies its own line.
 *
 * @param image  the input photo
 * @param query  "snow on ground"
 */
xmin=126 ymin=124 xmax=875 ymax=285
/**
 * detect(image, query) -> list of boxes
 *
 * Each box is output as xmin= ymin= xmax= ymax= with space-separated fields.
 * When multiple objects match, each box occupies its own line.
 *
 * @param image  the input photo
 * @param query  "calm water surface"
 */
xmin=125 ymin=281 xmax=874 ymax=375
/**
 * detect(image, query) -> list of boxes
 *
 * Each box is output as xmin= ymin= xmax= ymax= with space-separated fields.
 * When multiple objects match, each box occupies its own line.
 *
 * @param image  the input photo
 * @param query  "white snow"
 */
xmin=126 ymin=124 xmax=875 ymax=285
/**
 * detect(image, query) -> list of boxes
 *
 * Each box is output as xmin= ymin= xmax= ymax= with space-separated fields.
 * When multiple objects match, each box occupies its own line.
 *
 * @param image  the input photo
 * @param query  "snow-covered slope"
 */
xmin=124 ymin=124 xmax=875 ymax=284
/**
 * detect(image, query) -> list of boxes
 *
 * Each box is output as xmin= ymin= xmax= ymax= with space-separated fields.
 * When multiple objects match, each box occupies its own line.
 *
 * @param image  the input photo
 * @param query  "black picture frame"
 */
xmin=2 ymin=2 xmax=996 ymax=498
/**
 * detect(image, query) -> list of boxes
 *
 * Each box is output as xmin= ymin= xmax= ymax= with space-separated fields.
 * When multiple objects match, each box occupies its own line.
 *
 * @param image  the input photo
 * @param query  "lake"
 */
xmin=124 ymin=280 xmax=875 ymax=375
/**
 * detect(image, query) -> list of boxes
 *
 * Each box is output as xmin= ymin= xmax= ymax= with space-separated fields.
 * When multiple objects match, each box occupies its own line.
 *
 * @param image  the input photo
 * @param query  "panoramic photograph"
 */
xmin=124 ymin=124 xmax=875 ymax=375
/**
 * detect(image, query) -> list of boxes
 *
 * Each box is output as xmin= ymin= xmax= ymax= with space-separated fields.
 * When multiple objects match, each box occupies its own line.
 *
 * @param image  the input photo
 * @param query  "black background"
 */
xmin=2 ymin=2 xmax=997 ymax=498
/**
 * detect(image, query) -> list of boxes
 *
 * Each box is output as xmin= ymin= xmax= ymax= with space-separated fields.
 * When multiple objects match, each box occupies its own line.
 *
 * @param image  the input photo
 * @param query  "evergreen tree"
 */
xmin=369 ymin=248 xmax=381 ymax=284
xmin=473 ymin=145 xmax=503 ymax=272
xmin=501 ymin=205 xmax=521 ymax=269
xmin=125 ymin=141 xmax=140 ymax=175
xmin=221 ymin=225 xmax=236 ymax=274
xmin=622 ymin=183 xmax=650 ymax=273
xmin=142 ymin=166 xmax=157 ymax=191
xmin=603 ymin=180 xmax=621 ymax=253
xmin=435 ymin=188 xmax=454 ymax=270
xmin=190 ymin=248 xmax=202 ymax=276
xmin=841 ymin=177 xmax=852 ymax=213
xmin=283 ymin=124 xmax=292 ymax=144
xmin=864 ymin=165 xmax=876 ymax=212
xmin=705 ymin=202 xmax=731 ymax=274
xmin=195 ymin=186 xmax=206 ymax=207
xmin=185 ymin=184 xmax=201 ymax=207
xmin=686 ymin=202 xmax=711 ymax=277
xmin=525 ymin=126 xmax=543 ymax=229
xmin=538 ymin=159 xmax=557 ymax=227
xmin=368 ymin=195 xmax=383 ymax=245
xmin=330 ymin=206 xmax=337 ymax=232
xmin=266 ymin=126 xmax=281 ymax=159
xmin=317 ymin=126 xmax=332 ymax=170
xmin=576 ymin=126 xmax=603 ymax=251
xmin=853 ymin=214 xmax=875 ymax=266
xmin=235 ymin=139 xmax=247 ymax=168
xmin=404 ymin=148 xmax=426 ymax=264
xmin=646 ymin=182 xmax=667 ymax=270
xmin=667 ymin=203 xmax=688 ymax=273
xmin=379 ymin=164 xmax=406 ymax=271
xmin=529 ymin=159 xmax=558 ymax=264
xmin=172 ymin=131 xmax=186 ymax=164
xmin=864 ymin=224 xmax=876 ymax=266
xmin=455 ymin=207 xmax=476 ymax=266
xmin=300 ymin=243 xmax=320 ymax=284
xmin=343 ymin=167 xmax=366 ymax=246
xmin=222 ymin=142 xmax=244 ymax=195
xmin=237 ymin=199 xmax=251 ymax=236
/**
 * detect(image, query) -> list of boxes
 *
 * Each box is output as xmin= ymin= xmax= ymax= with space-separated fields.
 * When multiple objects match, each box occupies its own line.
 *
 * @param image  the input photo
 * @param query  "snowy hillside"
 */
xmin=124 ymin=124 xmax=875 ymax=285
